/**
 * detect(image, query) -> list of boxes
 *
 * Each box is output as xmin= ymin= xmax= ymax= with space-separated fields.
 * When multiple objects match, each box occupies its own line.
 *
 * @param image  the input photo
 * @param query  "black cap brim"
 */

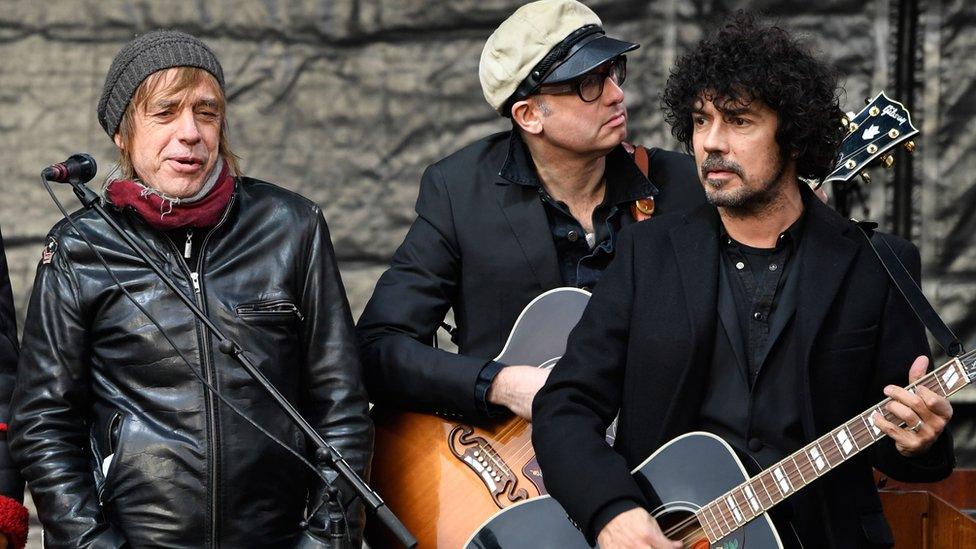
xmin=543 ymin=35 xmax=639 ymax=84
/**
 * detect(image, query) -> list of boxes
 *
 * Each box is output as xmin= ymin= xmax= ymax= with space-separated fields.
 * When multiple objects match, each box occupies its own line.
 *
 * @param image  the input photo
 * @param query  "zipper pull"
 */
xmin=190 ymin=272 xmax=201 ymax=294
xmin=184 ymin=230 xmax=193 ymax=259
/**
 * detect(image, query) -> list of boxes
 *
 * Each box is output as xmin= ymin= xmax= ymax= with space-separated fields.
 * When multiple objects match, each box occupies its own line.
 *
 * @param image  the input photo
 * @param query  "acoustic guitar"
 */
xmin=466 ymin=351 xmax=974 ymax=548
xmin=366 ymin=288 xmax=591 ymax=548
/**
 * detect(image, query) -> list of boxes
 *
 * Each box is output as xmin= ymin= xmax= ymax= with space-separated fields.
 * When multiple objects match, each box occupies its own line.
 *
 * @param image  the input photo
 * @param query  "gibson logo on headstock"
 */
xmin=882 ymin=104 xmax=907 ymax=125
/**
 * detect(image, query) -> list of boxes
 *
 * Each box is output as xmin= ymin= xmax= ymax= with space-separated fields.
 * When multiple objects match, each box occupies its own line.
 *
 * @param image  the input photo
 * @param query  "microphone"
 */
xmin=42 ymin=154 xmax=97 ymax=183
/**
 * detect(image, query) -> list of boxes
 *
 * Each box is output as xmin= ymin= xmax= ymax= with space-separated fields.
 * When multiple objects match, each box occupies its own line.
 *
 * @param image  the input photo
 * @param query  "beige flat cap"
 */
xmin=479 ymin=0 xmax=637 ymax=115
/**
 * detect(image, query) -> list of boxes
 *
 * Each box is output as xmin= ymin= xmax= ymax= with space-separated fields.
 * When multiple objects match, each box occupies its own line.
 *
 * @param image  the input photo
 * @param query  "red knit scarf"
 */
xmin=106 ymin=162 xmax=234 ymax=230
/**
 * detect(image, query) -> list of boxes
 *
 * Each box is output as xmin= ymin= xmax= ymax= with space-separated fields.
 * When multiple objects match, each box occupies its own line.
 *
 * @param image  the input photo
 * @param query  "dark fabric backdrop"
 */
xmin=0 ymin=4 xmax=972 ymax=544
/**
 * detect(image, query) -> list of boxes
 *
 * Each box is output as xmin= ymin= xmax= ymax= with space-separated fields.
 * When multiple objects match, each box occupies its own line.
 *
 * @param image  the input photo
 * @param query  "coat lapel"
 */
xmin=669 ymin=207 xmax=722 ymax=368
xmin=493 ymin=179 xmax=562 ymax=290
xmin=717 ymin=262 xmax=750 ymax=384
xmin=654 ymin=206 xmax=722 ymax=434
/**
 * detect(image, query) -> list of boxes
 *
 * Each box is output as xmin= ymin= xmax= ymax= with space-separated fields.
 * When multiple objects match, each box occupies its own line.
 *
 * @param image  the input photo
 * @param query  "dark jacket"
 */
xmin=532 ymin=189 xmax=955 ymax=547
xmin=357 ymin=130 xmax=705 ymax=419
xmin=0 ymin=226 xmax=28 ymax=547
xmin=10 ymin=179 xmax=372 ymax=548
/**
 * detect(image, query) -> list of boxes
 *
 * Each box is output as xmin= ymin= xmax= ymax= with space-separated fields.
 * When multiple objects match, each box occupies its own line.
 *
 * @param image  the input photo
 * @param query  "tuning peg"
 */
xmin=881 ymin=155 xmax=894 ymax=169
xmin=904 ymin=140 xmax=916 ymax=153
xmin=860 ymin=171 xmax=872 ymax=184
xmin=846 ymin=111 xmax=857 ymax=121
xmin=841 ymin=117 xmax=849 ymax=128
xmin=865 ymin=97 xmax=871 ymax=105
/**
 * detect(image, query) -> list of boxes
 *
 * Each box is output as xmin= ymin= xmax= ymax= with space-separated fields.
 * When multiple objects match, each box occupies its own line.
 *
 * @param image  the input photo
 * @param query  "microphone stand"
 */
xmin=58 ymin=175 xmax=417 ymax=549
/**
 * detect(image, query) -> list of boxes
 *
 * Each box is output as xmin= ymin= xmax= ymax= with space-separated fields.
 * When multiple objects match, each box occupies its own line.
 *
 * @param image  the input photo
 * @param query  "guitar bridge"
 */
xmin=449 ymin=425 xmax=529 ymax=508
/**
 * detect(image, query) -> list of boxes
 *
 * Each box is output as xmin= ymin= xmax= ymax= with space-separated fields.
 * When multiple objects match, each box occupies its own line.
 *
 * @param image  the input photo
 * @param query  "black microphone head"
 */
xmin=43 ymin=153 xmax=97 ymax=183
xmin=66 ymin=154 xmax=97 ymax=183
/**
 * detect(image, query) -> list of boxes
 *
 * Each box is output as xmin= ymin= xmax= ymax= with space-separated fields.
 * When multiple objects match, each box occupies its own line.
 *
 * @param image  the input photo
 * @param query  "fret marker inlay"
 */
xmin=836 ymin=429 xmax=854 ymax=454
xmin=773 ymin=467 xmax=792 ymax=494
xmin=726 ymin=495 xmax=743 ymax=523
xmin=744 ymin=486 xmax=761 ymax=513
xmin=809 ymin=447 xmax=826 ymax=470
xmin=942 ymin=367 xmax=960 ymax=389
xmin=867 ymin=412 xmax=881 ymax=436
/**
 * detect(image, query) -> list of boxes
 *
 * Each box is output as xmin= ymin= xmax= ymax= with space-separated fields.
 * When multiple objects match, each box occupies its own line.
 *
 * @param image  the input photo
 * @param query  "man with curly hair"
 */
xmin=533 ymin=13 xmax=954 ymax=548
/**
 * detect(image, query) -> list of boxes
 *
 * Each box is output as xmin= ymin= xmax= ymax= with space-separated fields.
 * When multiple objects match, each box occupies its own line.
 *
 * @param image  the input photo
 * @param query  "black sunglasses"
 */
xmin=536 ymin=56 xmax=627 ymax=103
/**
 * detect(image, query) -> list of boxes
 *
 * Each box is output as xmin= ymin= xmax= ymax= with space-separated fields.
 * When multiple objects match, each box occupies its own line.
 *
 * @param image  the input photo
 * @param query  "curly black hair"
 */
xmin=662 ymin=12 xmax=845 ymax=181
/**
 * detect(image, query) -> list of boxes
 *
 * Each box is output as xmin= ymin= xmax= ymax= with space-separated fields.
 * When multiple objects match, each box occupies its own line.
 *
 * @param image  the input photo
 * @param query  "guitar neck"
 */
xmin=695 ymin=353 xmax=976 ymax=542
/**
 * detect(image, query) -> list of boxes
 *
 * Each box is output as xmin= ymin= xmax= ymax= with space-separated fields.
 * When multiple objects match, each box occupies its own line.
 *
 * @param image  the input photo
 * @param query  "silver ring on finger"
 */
xmin=909 ymin=419 xmax=923 ymax=433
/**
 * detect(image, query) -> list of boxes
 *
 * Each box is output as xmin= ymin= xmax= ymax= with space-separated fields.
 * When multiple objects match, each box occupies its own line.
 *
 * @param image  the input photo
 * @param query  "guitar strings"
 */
xmin=700 ymin=359 xmax=969 ymax=537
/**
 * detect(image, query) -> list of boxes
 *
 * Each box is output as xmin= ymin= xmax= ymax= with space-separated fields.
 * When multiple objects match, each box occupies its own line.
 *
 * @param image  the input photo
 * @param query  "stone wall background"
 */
xmin=1 ymin=0 xmax=974 ymax=545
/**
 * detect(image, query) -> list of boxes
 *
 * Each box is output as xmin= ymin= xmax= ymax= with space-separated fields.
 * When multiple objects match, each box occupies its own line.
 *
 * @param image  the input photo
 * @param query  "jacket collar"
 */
xmin=496 ymin=130 xmax=658 ymax=206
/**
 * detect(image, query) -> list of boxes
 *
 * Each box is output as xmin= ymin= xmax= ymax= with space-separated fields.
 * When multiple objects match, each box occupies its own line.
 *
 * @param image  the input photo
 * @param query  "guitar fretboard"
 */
xmin=695 ymin=354 xmax=975 ymax=542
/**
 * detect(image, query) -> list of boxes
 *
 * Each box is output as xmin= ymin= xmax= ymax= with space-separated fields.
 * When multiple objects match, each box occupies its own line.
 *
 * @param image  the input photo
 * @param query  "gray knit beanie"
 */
xmin=97 ymin=29 xmax=225 ymax=138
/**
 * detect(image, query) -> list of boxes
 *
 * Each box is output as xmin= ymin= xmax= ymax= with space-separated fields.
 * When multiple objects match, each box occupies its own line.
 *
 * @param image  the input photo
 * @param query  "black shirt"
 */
xmin=722 ymin=217 xmax=804 ymax=384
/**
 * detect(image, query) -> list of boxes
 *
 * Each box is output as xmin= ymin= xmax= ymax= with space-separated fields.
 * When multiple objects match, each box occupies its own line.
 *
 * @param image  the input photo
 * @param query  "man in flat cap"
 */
xmin=11 ymin=30 xmax=371 ymax=547
xmin=358 ymin=0 xmax=703 ymax=421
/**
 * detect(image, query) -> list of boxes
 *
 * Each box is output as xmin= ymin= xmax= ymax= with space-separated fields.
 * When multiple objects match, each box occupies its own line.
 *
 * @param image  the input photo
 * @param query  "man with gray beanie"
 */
xmin=11 ymin=30 xmax=371 ymax=548
xmin=358 ymin=0 xmax=704 ymax=425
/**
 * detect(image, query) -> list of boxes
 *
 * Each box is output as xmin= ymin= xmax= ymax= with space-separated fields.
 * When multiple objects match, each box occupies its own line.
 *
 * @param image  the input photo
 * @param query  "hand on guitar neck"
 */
xmin=597 ymin=507 xmax=682 ymax=549
xmin=873 ymin=355 xmax=954 ymax=457
xmin=487 ymin=365 xmax=551 ymax=420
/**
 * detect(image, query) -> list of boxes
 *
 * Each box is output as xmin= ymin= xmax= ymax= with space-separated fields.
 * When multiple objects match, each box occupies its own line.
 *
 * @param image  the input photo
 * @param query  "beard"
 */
xmin=700 ymin=152 xmax=788 ymax=215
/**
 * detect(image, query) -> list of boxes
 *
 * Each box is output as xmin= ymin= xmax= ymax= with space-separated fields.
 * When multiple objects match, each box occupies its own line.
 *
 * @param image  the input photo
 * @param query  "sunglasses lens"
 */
xmin=615 ymin=57 xmax=627 ymax=86
xmin=577 ymin=57 xmax=627 ymax=102
xmin=579 ymin=74 xmax=604 ymax=102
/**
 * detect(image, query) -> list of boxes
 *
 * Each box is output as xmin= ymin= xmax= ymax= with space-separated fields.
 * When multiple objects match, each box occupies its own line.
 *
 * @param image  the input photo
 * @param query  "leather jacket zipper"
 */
xmin=165 ymin=195 xmax=235 ymax=547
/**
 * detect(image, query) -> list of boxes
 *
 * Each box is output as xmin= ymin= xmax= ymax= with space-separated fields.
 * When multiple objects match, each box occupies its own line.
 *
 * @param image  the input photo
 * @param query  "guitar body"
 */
xmin=465 ymin=432 xmax=784 ymax=549
xmin=366 ymin=288 xmax=592 ymax=548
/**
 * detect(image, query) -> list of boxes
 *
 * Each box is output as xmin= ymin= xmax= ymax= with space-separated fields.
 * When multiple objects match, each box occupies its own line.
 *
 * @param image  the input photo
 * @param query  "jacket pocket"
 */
xmin=817 ymin=324 xmax=878 ymax=353
xmin=236 ymin=299 xmax=304 ymax=325
xmin=101 ymin=412 xmax=131 ymax=502
xmin=92 ymin=411 xmax=128 ymax=503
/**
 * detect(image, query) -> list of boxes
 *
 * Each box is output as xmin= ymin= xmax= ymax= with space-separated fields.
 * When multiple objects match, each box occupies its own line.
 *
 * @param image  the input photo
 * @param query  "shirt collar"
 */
xmin=497 ymin=130 xmax=658 ymax=207
xmin=719 ymin=199 xmax=807 ymax=251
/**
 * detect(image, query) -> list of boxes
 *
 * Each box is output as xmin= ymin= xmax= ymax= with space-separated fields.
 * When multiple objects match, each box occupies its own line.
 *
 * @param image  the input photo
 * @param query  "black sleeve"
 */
xmin=298 ymin=211 xmax=374 ymax=545
xmin=0 ymin=227 xmax=28 ymax=531
xmin=356 ymin=164 xmax=495 ymax=419
xmin=532 ymin=227 xmax=649 ymax=545
xmin=868 ymin=236 xmax=954 ymax=481
xmin=9 ymin=235 xmax=127 ymax=547
xmin=0 ymin=228 xmax=24 ymax=500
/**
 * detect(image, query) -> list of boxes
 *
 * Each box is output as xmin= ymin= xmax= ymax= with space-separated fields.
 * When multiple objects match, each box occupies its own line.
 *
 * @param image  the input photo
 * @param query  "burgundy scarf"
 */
xmin=106 ymin=161 xmax=234 ymax=230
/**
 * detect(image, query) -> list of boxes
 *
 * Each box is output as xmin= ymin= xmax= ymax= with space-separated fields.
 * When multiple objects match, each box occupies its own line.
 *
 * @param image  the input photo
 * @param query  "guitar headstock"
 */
xmin=819 ymin=92 xmax=918 ymax=188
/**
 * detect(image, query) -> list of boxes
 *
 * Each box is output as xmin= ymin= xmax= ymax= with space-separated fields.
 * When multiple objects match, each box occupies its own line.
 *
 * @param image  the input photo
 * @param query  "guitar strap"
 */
xmin=629 ymin=145 xmax=656 ymax=221
xmin=854 ymin=221 xmax=964 ymax=357
xmin=633 ymin=144 xmax=650 ymax=176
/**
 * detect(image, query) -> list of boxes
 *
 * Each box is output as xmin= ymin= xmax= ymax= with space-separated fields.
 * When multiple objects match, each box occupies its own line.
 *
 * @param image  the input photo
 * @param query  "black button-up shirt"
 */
xmin=506 ymin=131 xmax=656 ymax=290
xmin=722 ymin=216 xmax=804 ymax=383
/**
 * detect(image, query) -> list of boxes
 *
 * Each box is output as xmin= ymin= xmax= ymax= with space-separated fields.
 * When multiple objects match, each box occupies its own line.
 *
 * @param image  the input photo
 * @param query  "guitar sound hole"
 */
xmin=656 ymin=509 xmax=709 ymax=548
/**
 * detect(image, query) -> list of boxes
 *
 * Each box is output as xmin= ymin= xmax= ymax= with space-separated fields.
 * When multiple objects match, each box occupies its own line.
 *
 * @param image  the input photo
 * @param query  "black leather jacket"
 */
xmin=10 ymin=178 xmax=372 ymax=548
